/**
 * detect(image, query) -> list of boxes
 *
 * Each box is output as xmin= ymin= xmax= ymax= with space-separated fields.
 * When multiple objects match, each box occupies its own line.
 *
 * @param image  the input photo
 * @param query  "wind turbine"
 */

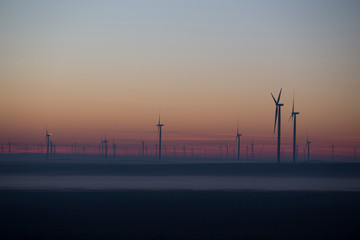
xmin=271 ymin=88 xmax=284 ymax=163
xmin=156 ymin=115 xmax=164 ymax=160
xmin=103 ymin=137 xmax=108 ymax=160
xmin=50 ymin=140 xmax=53 ymax=155
xmin=141 ymin=139 xmax=145 ymax=158
xmin=304 ymin=137 xmax=311 ymax=161
xmin=236 ymin=123 xmax=242 ymax=161
xmin=46 ymin=129 xmax=52 ymax=160
xmin=226 ymin=144 xmax=229 ymax=160
xmin=113 ymin=139 xmax=116 ymax=161
xmin=289 ymin=93 xmax=300 ymax=162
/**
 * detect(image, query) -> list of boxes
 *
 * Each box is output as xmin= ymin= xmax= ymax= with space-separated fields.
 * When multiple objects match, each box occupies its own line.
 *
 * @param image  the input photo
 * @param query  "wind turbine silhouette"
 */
xmin=271 ymin=88 xmax=283 ymax=163
xmin=141 ymin=138 xmax=145 ymax=158
xmin=226 ymin=144 xmax=229 ymax=160
xmin=305 ymin=137 xmax=311 ymax=161
xmin=236 ymin=123 xmax=242 ymax=161
xmin=46 ymin=129 xmax=52 ymax=160
xmin=156 ymin=115 xmax=164 ymax=160
xmin=103 ymin=137 xmax=108 ymax=160
xmin=289 ymin=93 xmax=299 ymax=162
xmin=113 ymin=139 xmax=116 ymax=161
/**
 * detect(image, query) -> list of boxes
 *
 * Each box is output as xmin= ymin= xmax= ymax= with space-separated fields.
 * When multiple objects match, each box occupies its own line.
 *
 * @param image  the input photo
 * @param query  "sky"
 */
xmin=0 ymin=0 xmax=360 ymax=157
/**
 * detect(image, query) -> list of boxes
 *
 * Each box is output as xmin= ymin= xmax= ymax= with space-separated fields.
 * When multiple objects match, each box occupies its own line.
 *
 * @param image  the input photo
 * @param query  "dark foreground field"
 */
xmin=1 ymin=190 xmax=360 ymax=240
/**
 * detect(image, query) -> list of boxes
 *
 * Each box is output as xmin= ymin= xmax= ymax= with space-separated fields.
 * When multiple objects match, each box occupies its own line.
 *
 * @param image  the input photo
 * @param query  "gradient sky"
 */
xmin=1 ymin=1 xmax=360 ymax=155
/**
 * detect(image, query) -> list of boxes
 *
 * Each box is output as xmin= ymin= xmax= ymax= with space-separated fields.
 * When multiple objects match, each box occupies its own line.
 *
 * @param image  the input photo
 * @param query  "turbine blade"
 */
xmin=277 ymin=88 xmax=282 ymax=103
xmin=271 ymin=93 xmax=277 ymax=103
xmin=289 ymin=114 xmax=293 ymax=122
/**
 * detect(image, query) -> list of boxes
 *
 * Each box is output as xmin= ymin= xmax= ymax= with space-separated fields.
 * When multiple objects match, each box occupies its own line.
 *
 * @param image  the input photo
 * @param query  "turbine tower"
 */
xmin=113 ymin=139 xmax=116 ymax=161
xmin=289 ymin=93 xmax=300 ymax=162
xmin=141 ymin=139 xmax=145 ymax=158
xmin=236 ymin=123 xmax=242 ymax=161
xmin=46 ymin=129 xmax=52 ymax=160
xmin=156 ymin=115 xmax=164 ymax=160
xmin=271 ymin=88 xmax=284 ymax=163
xmin=305 ymin=137 xmax=311 ymax=161
xmin=103 ymin=137 xmax=108 ymax=160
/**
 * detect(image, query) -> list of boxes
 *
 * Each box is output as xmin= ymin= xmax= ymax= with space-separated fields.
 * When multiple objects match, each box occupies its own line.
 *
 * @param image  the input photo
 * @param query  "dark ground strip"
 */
xmin=1 ymin=162 xmax=360 ymax=177
xmin=0 ymin=190 xmax=359 ymax=240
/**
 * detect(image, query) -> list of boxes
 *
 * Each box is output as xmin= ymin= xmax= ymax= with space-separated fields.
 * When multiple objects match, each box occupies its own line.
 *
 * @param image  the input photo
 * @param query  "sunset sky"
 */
xmin=1 ymin=1 xmax=359 ymax=157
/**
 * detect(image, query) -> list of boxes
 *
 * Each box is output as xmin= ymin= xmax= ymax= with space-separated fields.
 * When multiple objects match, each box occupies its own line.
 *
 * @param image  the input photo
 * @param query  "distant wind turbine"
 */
xmin=156 ymin=115 xmax=164 ymax=160
xmin=113 ymin=139 xmax=116 ymax=161
xmin=304 ymin=137 xmax=311 ymax=161
xmin=141 ymin=139 xmax=145 ymax=158
xmin=46 ymin=129 xmax=52 ymax=160
xmin=236 ymin=123 xmax=242 ymax=161
xmin=271 ymin=88 xmax=284 ymax=163
xmin=226 ymin=144 xmax=229 ymax=160
xmin=103 ymin=137 xmax=108 ymax=160
xmin=289 ymin=93 xmax=299 ymax=162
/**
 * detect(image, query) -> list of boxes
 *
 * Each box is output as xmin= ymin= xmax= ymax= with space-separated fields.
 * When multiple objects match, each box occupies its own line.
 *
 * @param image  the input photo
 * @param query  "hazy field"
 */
xmin=1 ymin=155 xmax=360 ymax=239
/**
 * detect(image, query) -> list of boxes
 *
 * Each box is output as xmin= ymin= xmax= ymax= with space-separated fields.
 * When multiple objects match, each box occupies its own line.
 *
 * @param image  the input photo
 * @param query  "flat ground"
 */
xmin=1 ymin=190 xmax=360 ymax=240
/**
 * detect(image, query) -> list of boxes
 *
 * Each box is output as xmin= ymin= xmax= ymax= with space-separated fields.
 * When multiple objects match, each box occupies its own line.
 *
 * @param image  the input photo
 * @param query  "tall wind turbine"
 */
xmin=236 ymin=123 xmax=242 ymax=161
xmin=46 ymin=129 xmax=52 ymax=160
xmin=289 ymin=93 xmax=300 ymax=162
xmin=271 ymin=88 xmax=284 ymax=163
xmin=156 ymin=115 xmax=164 ymax=160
